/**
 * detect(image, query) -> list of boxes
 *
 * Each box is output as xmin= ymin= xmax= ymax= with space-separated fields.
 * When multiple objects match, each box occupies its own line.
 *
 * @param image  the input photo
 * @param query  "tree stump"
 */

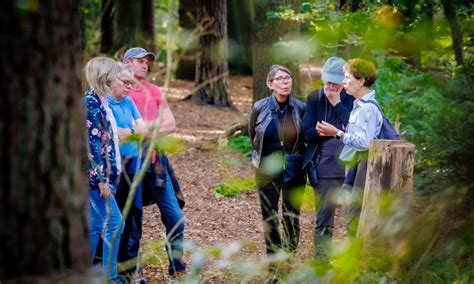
xmin=357 ymin=140 xmax=416 ymax=238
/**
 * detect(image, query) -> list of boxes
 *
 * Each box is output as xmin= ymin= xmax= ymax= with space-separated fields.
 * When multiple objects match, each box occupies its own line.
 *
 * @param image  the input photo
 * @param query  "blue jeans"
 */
xmin=88 ymin=187 xmax=124 ymax=280
xmin=144 ymin=171 xmax=186 ymax=275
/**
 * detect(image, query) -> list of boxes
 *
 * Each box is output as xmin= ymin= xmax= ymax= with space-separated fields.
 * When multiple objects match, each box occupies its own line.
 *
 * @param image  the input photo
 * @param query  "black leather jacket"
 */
xmin=248 ymin=95 xmax=306 ymax=168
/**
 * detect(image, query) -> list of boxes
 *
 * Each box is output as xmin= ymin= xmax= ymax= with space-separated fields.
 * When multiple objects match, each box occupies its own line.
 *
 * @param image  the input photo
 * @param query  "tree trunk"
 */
xmin=140 ymin=0 xmax=155 ymax=52
xmin=115 ymin=0 xmax=141 ymax=50
xmin=441 ymin=0 xmax=465 ymax=66
xmin=0 ymin=0 xmax=89 ymax=281
xmin=176 ymin=0 xmax=198 ymax=80
xmin=357 ymin=140 xmax=416 ymax=239
xmin=101 ymin=0 xmax=114 ymax=53
xmin=228 ymin=0 xmax=254 ymax=74
xmin=251 ymin=0 xmax=301 ymax=103
xmin=192 ymin=0 xmax=234 ymax=108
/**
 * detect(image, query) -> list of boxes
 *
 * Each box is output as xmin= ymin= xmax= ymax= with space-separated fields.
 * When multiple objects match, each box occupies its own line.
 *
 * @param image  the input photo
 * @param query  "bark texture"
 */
xmin=0 ymin=0 xmax=89 ymax=281
xmin=357 ymin=140 xmax=416 ymax=239
xmin=101 ymin=0 xmax=114 ymax=53
xmin=441 ymin=0 xmax=465 ymax=66
xmin=192 ymin=0 xmax=234 ymax=108
xmin=115 ymin=0 xmax=140 ymax=49
xmin=140 ymin=0 xmax=156 ymax=52
xmin=251 ymin=0 xmax=301 ymax=102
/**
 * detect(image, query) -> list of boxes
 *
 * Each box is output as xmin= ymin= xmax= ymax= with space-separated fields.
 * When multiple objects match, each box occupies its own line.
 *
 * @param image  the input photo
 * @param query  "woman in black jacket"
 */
xmin=249 ymin=64 xmax=306 ymax=255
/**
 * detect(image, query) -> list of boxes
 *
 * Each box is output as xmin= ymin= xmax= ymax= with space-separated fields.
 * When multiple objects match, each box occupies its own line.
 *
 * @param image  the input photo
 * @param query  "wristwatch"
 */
xmin=335 ymin=130 xmax=343 ymax=140
xmin=130 ymin=127 xmax=135 ymax=135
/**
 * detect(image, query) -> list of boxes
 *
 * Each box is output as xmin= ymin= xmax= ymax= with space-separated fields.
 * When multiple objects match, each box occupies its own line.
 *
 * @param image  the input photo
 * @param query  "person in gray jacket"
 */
xmin=249 ymin=64 xmax=306 ymax=256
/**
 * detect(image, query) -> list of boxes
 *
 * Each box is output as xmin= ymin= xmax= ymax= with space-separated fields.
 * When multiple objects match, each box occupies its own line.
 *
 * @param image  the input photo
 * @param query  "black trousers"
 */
xmin=257 ymin=170 xmax=306 ymax=255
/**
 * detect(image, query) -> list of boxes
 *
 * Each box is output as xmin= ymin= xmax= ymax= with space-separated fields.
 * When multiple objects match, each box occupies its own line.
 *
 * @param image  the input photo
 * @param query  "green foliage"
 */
xmin=148 ymin=189 xmax=473 ymax=283
xmin=227 ymin=134 xmax=252 ymax=155
xmin=269 ymin=1 xmax=473 ymax=192
xmin=374 ymin=55 xmax=474 ymax=191
xmin=213 ymin=177 xmax=256 ymax=198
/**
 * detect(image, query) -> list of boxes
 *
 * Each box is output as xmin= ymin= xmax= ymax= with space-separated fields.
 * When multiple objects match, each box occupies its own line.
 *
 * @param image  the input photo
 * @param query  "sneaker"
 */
xmin=168 ymin=271 xmax=186 ymax=283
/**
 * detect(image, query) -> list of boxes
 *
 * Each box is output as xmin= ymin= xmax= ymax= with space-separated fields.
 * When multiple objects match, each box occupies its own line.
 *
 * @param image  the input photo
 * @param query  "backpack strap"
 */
xmin=364 ymin=99 xmax=384 ymax=116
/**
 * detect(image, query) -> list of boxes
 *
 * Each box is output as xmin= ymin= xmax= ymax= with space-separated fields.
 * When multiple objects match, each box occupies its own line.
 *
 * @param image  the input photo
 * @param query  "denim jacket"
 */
xmin=249 ymin=95 xmax=306 ymax=168
xmin=84 ymin=90 xmax=119 ymax=188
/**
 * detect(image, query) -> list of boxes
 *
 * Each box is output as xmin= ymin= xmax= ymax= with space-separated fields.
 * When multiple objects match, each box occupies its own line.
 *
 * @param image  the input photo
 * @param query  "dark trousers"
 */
xmin=115 ymin=172 xmax=143 ymax=274
xmin=257 ymin=172 xmax=305 ymax=255
xmin=343 ymin=157 xmax=368 ymax=237
xmin=313 ymin=178 xmax=344 ymax=256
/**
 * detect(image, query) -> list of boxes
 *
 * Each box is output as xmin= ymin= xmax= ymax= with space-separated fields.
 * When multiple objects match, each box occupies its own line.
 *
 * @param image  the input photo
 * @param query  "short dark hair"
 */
xmin=344 ymin=58 xmax=377 ymax=87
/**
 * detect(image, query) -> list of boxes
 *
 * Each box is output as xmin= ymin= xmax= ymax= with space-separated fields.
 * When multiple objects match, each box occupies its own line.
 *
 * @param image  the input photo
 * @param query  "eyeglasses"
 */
xmin=273 ymin=75 xmax=292 ymax=83
xmin=117 ymin=78 xmax=134 ymax=87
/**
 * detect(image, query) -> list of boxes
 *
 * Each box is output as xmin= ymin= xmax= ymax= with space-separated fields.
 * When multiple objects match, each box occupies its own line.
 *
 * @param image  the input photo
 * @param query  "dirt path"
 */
xmin=140 ymin=76 xmax=345 ymax=282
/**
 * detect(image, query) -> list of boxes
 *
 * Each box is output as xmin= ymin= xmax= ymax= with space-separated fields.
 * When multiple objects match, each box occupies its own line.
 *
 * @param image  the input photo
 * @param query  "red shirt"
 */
xmin=129 ymin=79 xmax=163 ymax=122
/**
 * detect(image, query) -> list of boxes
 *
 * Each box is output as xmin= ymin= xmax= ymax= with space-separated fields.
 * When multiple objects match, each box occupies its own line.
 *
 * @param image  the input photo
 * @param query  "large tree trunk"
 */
xmin=140 ymin=0 xmax=156 ymax=52
xmin=228 ymin=0 xmax=253 ymax=75
xmin=441 ymin=0 xmax=465 ymax=66
xmin=192 ymin=0 xmax=234 ymax=108
xmin=176 ymin=0 xmax=198 ymax=80
xmin=0 ymin=1 xmax=89 ymax=281
xmin=251 ymin=0 xmax=301 ymax=103
xmin=101 ymin=0 xmax=114 ymax=53
xmin=115 ymin=0 xmax=141 ymax=50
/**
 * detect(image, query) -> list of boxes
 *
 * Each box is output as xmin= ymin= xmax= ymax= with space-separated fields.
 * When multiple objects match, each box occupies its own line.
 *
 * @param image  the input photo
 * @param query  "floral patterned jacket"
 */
xmin=84 ymin=89 xmax=119 ymax=188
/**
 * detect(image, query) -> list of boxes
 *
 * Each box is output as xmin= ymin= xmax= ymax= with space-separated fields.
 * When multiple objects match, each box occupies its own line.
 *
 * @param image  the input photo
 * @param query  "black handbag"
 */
xmin=304 ymin=143 xmax=322 ymax=188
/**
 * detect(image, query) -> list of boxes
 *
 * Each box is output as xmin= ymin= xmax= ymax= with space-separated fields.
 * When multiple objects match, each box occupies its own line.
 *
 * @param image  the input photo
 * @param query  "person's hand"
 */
xmin=316 ymin=121 xmax=339 ymax=137
xmin=98 ymin=182 xmax=111 ymax=199
xmin=132 ymin=120 xmax=148 ymax=136
xmin=324 ymin=84 xmax=343 ymax=106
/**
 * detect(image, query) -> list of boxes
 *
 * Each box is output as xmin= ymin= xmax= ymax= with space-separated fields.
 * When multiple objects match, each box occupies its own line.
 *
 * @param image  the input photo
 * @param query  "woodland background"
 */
xmin=1 ymin=0 xmax=473 ymax=282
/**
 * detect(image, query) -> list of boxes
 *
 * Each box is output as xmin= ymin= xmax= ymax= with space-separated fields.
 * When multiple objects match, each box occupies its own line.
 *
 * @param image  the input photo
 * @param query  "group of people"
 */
xmin=84 ymin=47 xmax=185 ymax=283
xmin=83 ymin=47 xmax=383 ymax=283
xmin=249 ymin=57 xmax=382 ymax=266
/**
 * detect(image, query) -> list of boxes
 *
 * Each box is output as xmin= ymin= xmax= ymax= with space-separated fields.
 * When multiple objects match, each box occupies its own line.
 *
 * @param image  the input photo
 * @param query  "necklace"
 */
xmin=278 ymin=105 xmax=288 ymax=114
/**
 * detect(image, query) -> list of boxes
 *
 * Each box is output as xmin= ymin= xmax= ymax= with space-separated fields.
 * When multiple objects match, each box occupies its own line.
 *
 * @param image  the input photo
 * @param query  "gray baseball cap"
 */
xmin=123 ymin=47 xmax=156 ymax=61
xmin=321 ymin=57 xmax=346 ymax=84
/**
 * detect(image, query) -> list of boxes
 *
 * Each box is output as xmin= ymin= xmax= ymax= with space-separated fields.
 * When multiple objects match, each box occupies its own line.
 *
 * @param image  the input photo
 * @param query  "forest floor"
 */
xmin=139 ymin=75 xmax=347 ymax=282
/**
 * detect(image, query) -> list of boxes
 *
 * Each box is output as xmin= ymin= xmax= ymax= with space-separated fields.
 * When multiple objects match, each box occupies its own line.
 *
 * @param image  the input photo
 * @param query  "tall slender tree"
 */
xmin=114 ymin=0 xmax=155 ymax=52
xmin=101 ymin=0 xmax=114 ymax=53
xmin=140 ymin=0 xmax=156 ymax=52
xmin=441 ymin=0 xmax=465 ymax=67
xmin=192 ymin=0 xmax=234 ymax=108
xmin=251 ymin=0 xmax=301 ymax=102
xmin=0 ymin=0 xmax=89 ymax=281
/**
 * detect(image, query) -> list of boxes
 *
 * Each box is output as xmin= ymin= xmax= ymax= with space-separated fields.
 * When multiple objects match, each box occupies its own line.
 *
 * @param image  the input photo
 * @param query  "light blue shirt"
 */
xmin=339 ymin=90 xmax=383 ymax=162
xmin=106 ymin=96 xmax=142 ymax=158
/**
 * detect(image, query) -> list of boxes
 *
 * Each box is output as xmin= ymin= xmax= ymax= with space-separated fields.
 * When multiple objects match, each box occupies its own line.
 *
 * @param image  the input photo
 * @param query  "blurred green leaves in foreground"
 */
xmin=139 ymin=187 xmax=473 ymax=283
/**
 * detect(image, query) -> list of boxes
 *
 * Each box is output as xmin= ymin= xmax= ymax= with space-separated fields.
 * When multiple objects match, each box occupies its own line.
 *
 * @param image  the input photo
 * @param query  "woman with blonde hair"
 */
xmin=84 ymin=57 xmax=125 ymax=283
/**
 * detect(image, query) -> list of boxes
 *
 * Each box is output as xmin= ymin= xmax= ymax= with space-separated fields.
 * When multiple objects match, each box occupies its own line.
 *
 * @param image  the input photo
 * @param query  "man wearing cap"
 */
xmin=123 ymin=47 xmax=186 ymax=279
xmin=302 ymin=57 xmax=355 ymax=258
xmin=123 ymin=47 xmax=176 ymax=133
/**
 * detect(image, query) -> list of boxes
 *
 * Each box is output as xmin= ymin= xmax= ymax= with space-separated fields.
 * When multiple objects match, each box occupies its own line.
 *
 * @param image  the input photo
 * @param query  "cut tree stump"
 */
xmin=357 ymin=140 xmax=416 ymax=238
